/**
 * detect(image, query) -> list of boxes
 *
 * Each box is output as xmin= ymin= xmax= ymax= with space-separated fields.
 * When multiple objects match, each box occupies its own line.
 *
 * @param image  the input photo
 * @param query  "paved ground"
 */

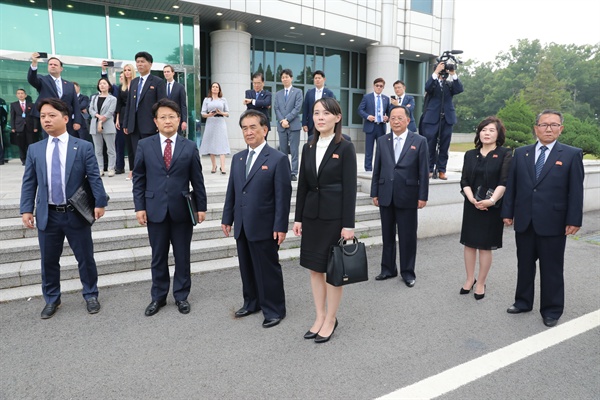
xmin=1 ymin=211 xmax=598 ymax=399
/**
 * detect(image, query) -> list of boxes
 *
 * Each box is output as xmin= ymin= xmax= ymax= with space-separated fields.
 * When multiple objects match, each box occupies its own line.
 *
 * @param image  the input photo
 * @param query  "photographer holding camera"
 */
xmin=420 ymin=55 xmax=463 ymax=180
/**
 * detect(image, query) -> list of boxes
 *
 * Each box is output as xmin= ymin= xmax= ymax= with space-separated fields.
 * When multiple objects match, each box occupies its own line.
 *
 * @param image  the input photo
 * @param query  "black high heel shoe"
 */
xmin=303 ymin=330 xmax=318 ymax=340
xmin=220 ymin=167 xmax=226 ymax=175
xmin=315 ymin=319 xmax=338 ymax=344
xmin=211 ymin=167 xmax=217 ymax=174
xmin=474 ymin=284 xmax=486 ymax=300
xmin=460 ymin=279 xmax=476 ymax=295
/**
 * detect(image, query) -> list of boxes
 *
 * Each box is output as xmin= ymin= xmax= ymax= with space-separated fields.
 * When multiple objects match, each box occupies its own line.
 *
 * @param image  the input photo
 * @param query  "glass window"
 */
xmin=53 ymin=0 xmax=107 ymax=58
xmin=339 ymin=90 xmax=349 ymax=126
xmin=359 ymin=53 xmax=367 ymax=89
xmin=412 ymin=0 xmax=433 ymax=14
xmin=351 ymin=52 xmax=359 ymax=89
xmin=200 ymin=31 xmax=209 ymax=79
xmin=253 ymin=39 xmax=265 ymax=75
xmin=275 ymin=42 xmax=305 ymax=84
xmin=324 ymin=49 xmax=350 ymax=88
xmin=265 ymin=41 xmax=275 ymax=82
xmin=109 ymin=7 xmax=180 ymax=63
xmin=186 ymin=72 xmax=196 ymax=140
xmin=0 ymin=1 xmax=50 ymax=52
xmin=183 ymin=17 xmax=194 ymax=66
xmin=352 ymin=92 xmax=365 ymax=125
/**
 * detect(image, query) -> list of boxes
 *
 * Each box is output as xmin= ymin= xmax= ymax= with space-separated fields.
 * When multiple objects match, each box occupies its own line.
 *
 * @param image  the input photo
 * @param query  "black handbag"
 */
xmin=183 ymin=191 xmax=198 ymax=226
xmin=326 ymin=237 xmax=369 ymax=287
xmin=67 ymin=179 xmax=109 ymax=225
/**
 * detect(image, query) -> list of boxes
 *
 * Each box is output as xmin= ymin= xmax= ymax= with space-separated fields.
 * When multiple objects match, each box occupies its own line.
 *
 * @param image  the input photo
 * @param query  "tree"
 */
xmin=560 ymin=114 xmax=600 ymax=157
xmin=496 ymin=95 xmax=536 ymax=149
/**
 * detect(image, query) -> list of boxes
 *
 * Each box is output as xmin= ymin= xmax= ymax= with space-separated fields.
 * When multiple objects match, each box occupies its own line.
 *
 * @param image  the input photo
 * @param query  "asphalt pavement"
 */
xmin=1 ymin=211 xmax=598 ymax=399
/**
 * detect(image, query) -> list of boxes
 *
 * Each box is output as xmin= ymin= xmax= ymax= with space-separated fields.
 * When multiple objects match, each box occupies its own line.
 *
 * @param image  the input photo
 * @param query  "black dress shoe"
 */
xmin=86 ymin=297 xmax=101 ymax=314
xmin=404 ymin=279 xmax=416 ymax=288
xmin=315 ymin=319 xmax=338 ymax=343
xmin=474 ymin=285 xmax=486 ymax=300
xmin=41 ymin=301 xmax=61 ymax=319
xmin=304 ymin=330 xmax=319 ymax=339
xmin=262 ymin=317 xmax=284 ymax=328
xmin=543 ymin=317 xmax=558 ymax=327
xmin=115 ymin=169 xmax=125 ymax=174
xmin=235 ymin=307 xmax=257 ymax=318
xmin=460 ymin=279 xmax=477 ymax=295
xmin=375 ymin=273 xmax=397 ymax=281
xmin=144 ymin=299 xmax=167 ymax=316
xmin=507 ymin=305 xmax=531 ymax=314
xmin=176 ymin=300 xmax=190 ymax=314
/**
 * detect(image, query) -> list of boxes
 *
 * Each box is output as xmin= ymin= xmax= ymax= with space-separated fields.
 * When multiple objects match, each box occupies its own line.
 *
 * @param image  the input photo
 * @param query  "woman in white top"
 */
xmin=89 ymin=77 xmax=117 ymax=176
xmin=199 ymin=82 xmax=230 ymax=174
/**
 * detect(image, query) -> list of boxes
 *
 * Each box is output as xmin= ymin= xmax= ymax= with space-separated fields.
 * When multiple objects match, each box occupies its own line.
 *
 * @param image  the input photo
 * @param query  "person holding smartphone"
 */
xmin=199 ymin=82 xmax=230 ymax=174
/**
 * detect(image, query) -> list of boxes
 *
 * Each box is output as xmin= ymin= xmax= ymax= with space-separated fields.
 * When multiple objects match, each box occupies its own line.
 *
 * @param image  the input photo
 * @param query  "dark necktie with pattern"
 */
xmin=535 ymin=145 xmax=548 ymax=180
xmin=164 ymin=138 xmax=172 ymax=169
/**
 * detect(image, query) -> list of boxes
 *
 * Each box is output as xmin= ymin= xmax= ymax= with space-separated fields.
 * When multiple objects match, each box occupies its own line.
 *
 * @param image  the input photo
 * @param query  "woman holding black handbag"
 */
xmin=293 ymin=98 xmax=357 ymax=343
xmin=459 ymin=116 xmax=512 ymax=299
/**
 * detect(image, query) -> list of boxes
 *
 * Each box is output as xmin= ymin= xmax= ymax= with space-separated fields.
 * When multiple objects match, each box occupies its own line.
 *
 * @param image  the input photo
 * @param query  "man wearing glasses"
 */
xmin=133 ymin=99 xmax=207 ymax=317
xmin=502 ymin=110 xmax=584 ymax=328
xmin=358 ymin=78 xmax=389 ymax=172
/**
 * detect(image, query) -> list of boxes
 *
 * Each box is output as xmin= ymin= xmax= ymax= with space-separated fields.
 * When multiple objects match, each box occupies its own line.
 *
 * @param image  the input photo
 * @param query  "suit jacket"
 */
xmin=371 ymin=132 xmax=429 ymax=208
xmin=167 ymin=81 xmax=188 ymax=128
xmin=27 ymin=68 xmax=83 ymax=127
xmin=274 ymin=87 xmax=303 ymax=133
xmin=302 ymin=87 xmax=335 ymax=131
xmin=390 ymin=95 xmax=417 ymax=132
xmin=132 ymin=134 xmax=207 ymax=224
xmin=123 ymin=74 xmax=167 ymax=134
xmin=76 ymin=94 xmax=90 ymax=137
xmin=222 ymin=144 xmax=292 ymax=241
xmin=89 ymin=94 xmax=117 ymax=135
xmin=295 ymin=139 xmax=357 ymax=227
xmin=421 ymin=77 xmax=463 ymax=125
xmin=10 ymin=101 xmax=36 ymax=132
xmin=358 ymin=92 xmax=390 ymax=133
xmin=245 ymin=89 xmax=272 ymax=126
xmin=460 ymin=147 xmax=512 ymax=193
xmin=501 ymin=142 xmax=584 ymax=236
xmin=20 ymin=136 xmax=108 ymax=231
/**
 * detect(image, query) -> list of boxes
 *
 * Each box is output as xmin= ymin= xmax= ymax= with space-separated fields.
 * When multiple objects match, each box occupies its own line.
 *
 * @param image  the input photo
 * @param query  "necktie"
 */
xmin=21 ymin=103 xmax=25 ymax=112
xmin=167 ymin=82 xmax=171 ymax=98
xmin=51 ymin=138 xmax=64 ymax=204
xmin=55 ymin=79 xmax=63 ymax=98
xmin=256 ymin=91 xmax=260 ymax=100
xmin=136 ymin=77 xmax=144 ymax=109
xmin=285 ymin=89 xmax=289 ymax=102
xmin=246 ymin=150 xmax=255 ymax=179
xmin=535 ymin=145 xmax=548 ymax=180
xmin=376 ymin=96 xmax=381 ymax=123
xmin=164 ymin=138 xmax=172 ymax=169
xmin=394 ymin=137 xmax=403 ymax=163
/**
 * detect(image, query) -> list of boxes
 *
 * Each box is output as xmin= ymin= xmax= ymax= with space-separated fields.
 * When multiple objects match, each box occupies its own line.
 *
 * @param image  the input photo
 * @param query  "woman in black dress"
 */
xmin=293 ymin=98 xmax=357 ymax=343
xmin=115 ymin=64 xmax=135 ymax=179
xmin=459 ymin=116 xmax=512 ymax=299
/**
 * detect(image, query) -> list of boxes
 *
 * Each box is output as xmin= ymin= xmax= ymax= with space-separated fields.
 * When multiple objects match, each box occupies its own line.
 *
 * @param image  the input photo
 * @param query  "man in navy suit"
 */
xmin=222 ymin=110 xmax=292 ymax=328
xmin=163 ymin=65 xmax=188 ymax=134
xmin=302 ymin=70 xmax=335 ymax=135
xmin=73 ymin=82 xmax=91 ymax=142
xmin=244 ymin=72 xmax=272 ymax=138
xmin=123 ymin=52 xmax=167 ymax=175
xmin=20 ymin=98 xmax=108 ymax=319
xmin=28 ymin=53 xmax=83 ymax=138
xmin=274 ymin=68 xmax=303 ymax=181
xmin=358 ymin=77 xmax=390 ymax=172
xmin=420 ymin=62 xmax=463 ymax=180
xmin=133 ymin=99 xmax=207 ymax=316
xmin=389 ymin=80 xmax=417 ymax=132
xmin=502 ymin=110 xmax=584 ymax=328
xmin=10 ymin=88 xmax=38 ymax=165
xmin=371 ymin=106 xmax=429 ymax=287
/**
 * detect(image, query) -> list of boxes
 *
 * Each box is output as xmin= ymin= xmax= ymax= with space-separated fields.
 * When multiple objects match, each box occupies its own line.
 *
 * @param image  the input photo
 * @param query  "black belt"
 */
xmin=213 ymin=114 xmax=224 ymax=117
xmin=48 ymin=204 xmax=73 ymax=213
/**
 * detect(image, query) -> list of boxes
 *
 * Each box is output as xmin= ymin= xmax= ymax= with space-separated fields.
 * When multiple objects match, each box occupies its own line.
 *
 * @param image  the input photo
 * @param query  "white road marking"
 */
xmin=376 ymin=309 xmax=600 ymax=400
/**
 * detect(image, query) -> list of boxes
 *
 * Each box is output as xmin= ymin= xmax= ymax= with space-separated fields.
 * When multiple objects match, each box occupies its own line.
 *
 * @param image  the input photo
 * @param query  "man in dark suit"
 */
xmin=73 ymin=82 xmax=91 ymax=142
xmin=371 ymin=105 xmax=429 ymax=287
xmin=0 ymin=100 xmax=7 ymax=165
xmin=420 ymin=62 xmax=463 ymax=180
xmin=163 ymin=65 xmax=188 ymax=134
xmin=27 ymin=53 xmax=83 ymax=138
xmin=502 ymin=110 xmax=584 ymax=328
xmin=244 ymin=72 xmax=272 ymax=138
xmin=358 ymin=77 xmax=390 ymax=172
xmin=123 ymin=51 xmax=167 ymax=174
xmin=389 ymin=80 xmax=417 ymax=132
xmin=133 ymin=99 xmax=207 ymax=316
xmin=20 ymin=98 xmax=108 ymax=319
xmin=10 ymin=89 xmax=38 ymax=165
xmin=221 ymin=110 xmax=292 ymax=328
xmin=274 ymin=68 xmax=303 ymax=181
xmin=302 ymin=70 xmax=335 ymax=135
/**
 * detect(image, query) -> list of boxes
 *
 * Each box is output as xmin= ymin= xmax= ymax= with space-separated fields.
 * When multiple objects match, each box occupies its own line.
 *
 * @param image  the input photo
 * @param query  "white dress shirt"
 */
xmin=316 ymin=134 xmax=334 ymax=171
xmin=535 ymin=141 xmax=556 ymax=164
xmin=159 ymin=133 xmax=176 ymax=158
xmin=247 ymin=140 xmax=267 ymax=173
xmin=46 ymin=132 xmax=69 ymax=204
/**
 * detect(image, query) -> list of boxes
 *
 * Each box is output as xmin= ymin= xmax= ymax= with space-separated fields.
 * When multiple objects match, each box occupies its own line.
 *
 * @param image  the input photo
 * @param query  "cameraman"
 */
xmin=420 ymin=61 xmax=463 ymax=180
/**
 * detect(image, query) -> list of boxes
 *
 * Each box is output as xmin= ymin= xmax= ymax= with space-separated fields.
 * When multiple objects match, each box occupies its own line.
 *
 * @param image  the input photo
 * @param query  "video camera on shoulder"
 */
xmin=435 ymin=50 xmax=463 ymax=80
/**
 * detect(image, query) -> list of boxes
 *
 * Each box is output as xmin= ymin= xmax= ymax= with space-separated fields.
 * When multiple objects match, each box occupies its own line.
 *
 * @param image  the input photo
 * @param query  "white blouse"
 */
xmin=315 ymin=134 xmax=334 ymax=171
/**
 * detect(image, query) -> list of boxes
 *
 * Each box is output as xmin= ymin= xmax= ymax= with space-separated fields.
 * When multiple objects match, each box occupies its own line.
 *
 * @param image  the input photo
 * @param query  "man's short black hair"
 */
xmin=393 ymin=80 xmax=405 ymax=87
xmin=280 ymin=68 xmax=293 ymax=78
xmin=152 ymin=98 xmax=180 ymax=118
xmin=252 ymin=72 xmax=264 ymax=81
xmin=239 ymin=109 xmax=268 ymax=128
xmin=135 ymin=51 xmax=153 ymax=63
xmin=38 ymin=98 xmax=70 ymax=116
xmin=313 ymin=70 xmax=325 ymax=78
xmin=48 ymin=57 xmax=63 ymax=67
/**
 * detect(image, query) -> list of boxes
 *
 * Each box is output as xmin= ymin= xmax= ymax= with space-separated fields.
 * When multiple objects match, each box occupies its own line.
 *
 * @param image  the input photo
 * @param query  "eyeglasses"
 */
xmin=157 ymin=115 xmax=179 ymax=121
xmin=536 ymin=123 xmax=561 ymax=130
xmin=389 ymin=117 xmax=406 ymax=122
xmin=374 ymin=84 xmax=384 ymax=88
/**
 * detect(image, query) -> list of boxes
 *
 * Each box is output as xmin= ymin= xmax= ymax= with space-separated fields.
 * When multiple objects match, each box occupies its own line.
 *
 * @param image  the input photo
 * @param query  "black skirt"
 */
xmin=460 ymin=199 xmax=504 ymax=250
xmin=299 ymin=217 xmax=343 ymax=273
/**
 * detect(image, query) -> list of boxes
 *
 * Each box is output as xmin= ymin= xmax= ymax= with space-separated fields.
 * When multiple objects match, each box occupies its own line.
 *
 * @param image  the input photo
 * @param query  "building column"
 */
xmin=210 ymin=23 xmax=251 ymax=151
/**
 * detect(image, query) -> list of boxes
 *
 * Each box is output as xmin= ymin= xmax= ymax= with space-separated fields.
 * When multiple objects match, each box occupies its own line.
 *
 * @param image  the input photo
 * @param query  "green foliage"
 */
xmin=560 ymin=114 xmax=600 ymax=156
xmin=497 ymin=96 xmax=536 ymax=149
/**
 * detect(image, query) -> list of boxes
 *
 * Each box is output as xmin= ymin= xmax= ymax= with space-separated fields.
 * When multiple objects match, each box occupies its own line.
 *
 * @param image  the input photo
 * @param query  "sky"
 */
xmin=453 ymin=0 xmax=600 ymax=63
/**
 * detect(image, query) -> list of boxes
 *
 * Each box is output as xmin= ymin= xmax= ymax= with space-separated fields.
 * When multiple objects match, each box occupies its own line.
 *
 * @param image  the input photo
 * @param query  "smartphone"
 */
xmin=390 ymin=95 xmax=397 ymax=100
xmin=37 ymin=52 xmax=48 ymax=58
xmin=105 ymin=61 xmax=115 ymax=67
